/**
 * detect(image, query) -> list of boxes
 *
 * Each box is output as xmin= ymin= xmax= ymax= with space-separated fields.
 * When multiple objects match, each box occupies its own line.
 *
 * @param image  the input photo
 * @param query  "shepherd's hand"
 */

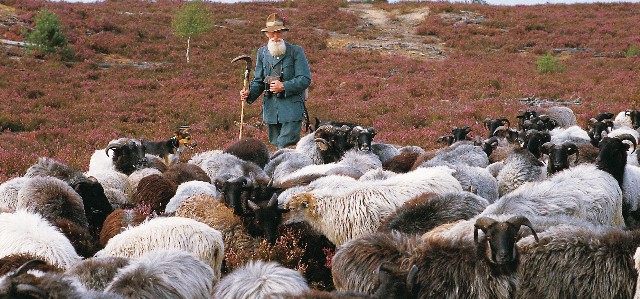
xmin=240 ymin=90 xmax=249 ymax=101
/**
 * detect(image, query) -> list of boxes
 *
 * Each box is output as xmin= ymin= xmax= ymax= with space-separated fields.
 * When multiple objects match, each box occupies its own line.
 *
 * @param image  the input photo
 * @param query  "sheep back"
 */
xmin=224 ymin=137 xmax=271 ymax=169
xmin=99 ymin=208 xmax=147 ymax=247
xmin=133 ymin=174 xmax=177 ymax=213
xmin=95 ymin=216 xmax=224 ymax=281
xmin=214 ymin=260 xmax=310 ymax=299
xmin=65 ymin=256 xmax=130 ymax=292
xmin=16 ymin=176 xmax=88 ymax=228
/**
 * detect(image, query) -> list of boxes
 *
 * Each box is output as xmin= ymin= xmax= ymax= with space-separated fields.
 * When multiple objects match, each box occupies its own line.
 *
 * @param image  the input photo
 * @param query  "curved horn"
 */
xmin=563 ymin=142 xmax=579 ymax=163
xmin=10 ymin=259 xmax=46 ymax=277
xmin=247 ymin=200 xmax=259 ymax=211
xmin=492 ymin=125 xmax=510 ymax=137
xmin=15 ymin=284 xmax=48 ymax=298
xmin=506 ymin=215 xmax=539 ymax=242
xmin=615 ymin=134 xmax=637 ymax=154
xmin=407 ymin=264 xmax=420 ymax=297
xmin=105 ymin=144 xmax=122 ymax=157
xmin=540 ymin=142 xmax=554 ymax=155
xmin=268 ymin=193 xmax=278 ymax=208
xmin=474 ymin=217 xmax=497 ymax=243
xmin=314 ymin=138 xmax=330 ymax=151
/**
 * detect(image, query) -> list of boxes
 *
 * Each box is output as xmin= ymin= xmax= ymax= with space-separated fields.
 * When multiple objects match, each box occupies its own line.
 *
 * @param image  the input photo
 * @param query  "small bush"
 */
xmin=625 ymin=45 xmax=638 ymax=57
xmin=536 ymin=52 xmax=564 ymax=73
xmin=24 ymin=8 xmax=73 ymax=60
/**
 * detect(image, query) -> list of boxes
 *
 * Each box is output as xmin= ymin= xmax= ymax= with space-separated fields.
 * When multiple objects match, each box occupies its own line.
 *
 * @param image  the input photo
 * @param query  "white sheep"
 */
xmin=284 ymin=166 xmax=463 ymax=246
xmin=484 ymin=164 xmax=625 ymax=227
xmin=189 ymin=150 xmax=267 ymax=183
xmin=105 ymin=249 xmax=215 ymax=299
xmin=164 ymin=180 xmax=218 ymax=214
xmin=213 ymin=260 xmax=310 ymax=299
xmin=0 ymin=177 xmax=30 ymax=212
xmin=549 ymin=125 xmax=591 ymax=145
xmin=0 ymin=210 xmax=82 ymax=270
xmin=86 ymin=169 xmax=133 ymax=208
xmin=94 ymin=216 xmax=224 ymax=281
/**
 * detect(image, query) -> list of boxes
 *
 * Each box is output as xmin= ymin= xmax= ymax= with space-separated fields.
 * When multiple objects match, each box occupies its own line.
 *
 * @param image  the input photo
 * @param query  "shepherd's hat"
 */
xmin=261 ymin=13 xmax=289 ymax=33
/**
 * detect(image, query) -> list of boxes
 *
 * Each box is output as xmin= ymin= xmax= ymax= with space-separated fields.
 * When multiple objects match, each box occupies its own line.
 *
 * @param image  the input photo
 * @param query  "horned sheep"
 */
xmin=284 ymin=167 xmax=463 ymax=246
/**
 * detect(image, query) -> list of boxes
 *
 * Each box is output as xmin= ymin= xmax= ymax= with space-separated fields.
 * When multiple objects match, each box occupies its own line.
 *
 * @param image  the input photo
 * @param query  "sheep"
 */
xmin=517 ymin=225 xmax=640 ymax=299
xmin=483 ymin=163 xmax=625 ymax=227
xmin=371 ymin=142 xmax=401 ymax=163
xmin=0 ymin=210 xmax=82 ymax=270
xmin=613 ymin=110 xmax=640 ymax=129
xmin=94 ymin=216 xmax=224 ymax=281
xmin=605 ymin=126 xmax=640 ymax=166
xmin=421 ymin=160 xmax=499 ymax=202
xmin=313 ymin=124 xmax=355 ymax=164
xmin=0 ymin=259 xmax=120 ymax=299
xmin=24 ymin=157 xmax=114 ymax=233
xmin=214 ymin=260 xmax=310 ymax=299
xmin=378 ymin=191 xmax=489 ymax=235
xmin=0 ymin=177 xmax=30 ymax=212
xmin=522 ymin=129 xmax=551 ymax=159
xmin=483 ymin=117 xmax=510 ymax=138
xmin=496 ymin=147 xmax=546 ymax=196
xmin=105 ymin=249 xmax=215 ymax=299
xmin=539 ymin=106 xmax=577 ymax=128
xmin=164 ymin=180 xmax=218 ymax=214
xmin=349 ymin=126 xmax=376 ymax=152
xmin=409 ymin=215 xmax=538 ymax=299
xmin=15 ymin=176 xmax=88 ymax=228
xmin=382 ymin=151 xmax=421 ymax=173
xmin=277 ymin=175 xmax=359 ymax=209
xmin=224 ymin=137 xmax=271 ymax=169
xmin=284 ymin=167 xmax=463 ymax=246
xmin=587 ymin=117 xmax=614 ymax=146
xmin=549 ymin=125 xmax=591 ymax=145
xmin=65 ymin=256 xmax=130 ymax=292
xmin=91 ymin=138 xmax=148 ymax=175
xmin=331 ymin=231 xmax=421 ymax=295
xmin=161 ymin=162 xmax=211 ymax=186
xmin=125 ymin=167 xmax=160 ymax=198
xmin=98 ymin=208 xmax=147 ymax=247
xmin=0 ymin=253 xmax=62 ymax=276
xmin=417 ymin=142 xmax=489 ymax=168
xmin=189 ymin=150 xmax=268 ymax=183
xmin=265 ymin=150 xmax=315 ymax=186
xmin=540 ymin=141 xmax=579 ymax=175
xmin=132 ymin=174 xmax=176 ymax=213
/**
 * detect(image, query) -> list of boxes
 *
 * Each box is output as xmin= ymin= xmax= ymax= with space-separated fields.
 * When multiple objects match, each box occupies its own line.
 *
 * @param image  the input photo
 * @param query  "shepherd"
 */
xmin=240 ymin=12 xmax=312 ymax=149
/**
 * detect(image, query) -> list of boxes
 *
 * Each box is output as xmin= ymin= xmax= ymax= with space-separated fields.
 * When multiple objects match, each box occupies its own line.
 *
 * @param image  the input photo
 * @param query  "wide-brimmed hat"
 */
xmin=261 ymin=13 xmax=289 ymax=33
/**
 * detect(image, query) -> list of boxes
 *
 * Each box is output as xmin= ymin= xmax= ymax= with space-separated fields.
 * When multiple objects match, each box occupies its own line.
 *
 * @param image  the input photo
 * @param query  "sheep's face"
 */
xmin=474 ymin=216 xmax=538 ymax=266
xmin=284 ymin=193 xmax=317 ymax=221
xmin=630 ymin=110 xmax=640 ymax=129
xmin=542 ymin=142 xmax=578 ymax=175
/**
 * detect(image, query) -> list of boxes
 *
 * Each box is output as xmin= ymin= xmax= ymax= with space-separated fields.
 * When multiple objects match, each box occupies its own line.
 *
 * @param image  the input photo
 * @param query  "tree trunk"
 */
xmin=186 ymin=36 xmax=191 ymax=63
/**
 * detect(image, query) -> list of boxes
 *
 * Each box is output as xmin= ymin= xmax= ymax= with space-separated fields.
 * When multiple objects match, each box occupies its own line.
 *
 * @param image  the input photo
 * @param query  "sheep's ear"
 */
xmin=268 ymin=193 xmax=278 ymax=208
xmin=541 ymin=142 xmax=553 ymax=155
xmin=474 ymin=217 xmax=497 ymax=243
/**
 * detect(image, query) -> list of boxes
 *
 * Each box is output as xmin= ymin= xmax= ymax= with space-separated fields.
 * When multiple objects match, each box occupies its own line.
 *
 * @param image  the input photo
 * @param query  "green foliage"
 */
xmin=625 ymin=45 xmax=639 ymax=57
xmin=172 ymin=0 xmax=212 ymax=40
xmin=24 ymin=8 xmax=72 ymax=59
xmin=536 ymin=52 xmax=564 ymax=73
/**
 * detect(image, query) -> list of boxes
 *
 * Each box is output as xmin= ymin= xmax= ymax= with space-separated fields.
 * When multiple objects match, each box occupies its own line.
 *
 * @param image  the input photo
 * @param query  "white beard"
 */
xmin=268 ymin=39 xmax=287 ymax=57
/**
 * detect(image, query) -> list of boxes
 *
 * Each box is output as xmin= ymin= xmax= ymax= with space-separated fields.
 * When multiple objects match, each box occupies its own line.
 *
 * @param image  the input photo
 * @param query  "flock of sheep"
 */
xmin=1 ymin=107 xmax=640 ymax=298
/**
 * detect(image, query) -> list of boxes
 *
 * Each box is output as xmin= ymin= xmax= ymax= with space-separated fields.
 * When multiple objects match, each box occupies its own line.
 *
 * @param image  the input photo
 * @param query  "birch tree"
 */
xmin=172 ymin=0 xmax=212 ymax=63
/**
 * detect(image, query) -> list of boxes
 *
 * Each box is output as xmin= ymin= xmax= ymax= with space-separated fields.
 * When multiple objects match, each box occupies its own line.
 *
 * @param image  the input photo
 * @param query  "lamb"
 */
xmin=378 ymin=191 xmax=489 ymax=235
xmin=284 ymin=167 xmax=463 ymax=246
xmin=496 ymin=147 xmax=546 ymax=196
xmin=409 ymin=215 xmax=538 ymax=299
xmin=213 ymin=260 xmax=310 ymax=299
xmin=0 ymin=210 xmax=82 ymax=270
xmin=331 ymin=231 xmax=421 ymax=295
xmin=105 ymin=249 xmax=215 ymax=299
xmin=94 ymin=216 xmax=224 ymax=281
xmin=517 ymin=225 xmax=640 ymax=299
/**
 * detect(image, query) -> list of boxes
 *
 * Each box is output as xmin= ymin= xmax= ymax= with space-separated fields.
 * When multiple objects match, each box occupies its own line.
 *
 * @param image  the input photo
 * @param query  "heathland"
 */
xmin=0 ymin=0 xmax=639 ymax=182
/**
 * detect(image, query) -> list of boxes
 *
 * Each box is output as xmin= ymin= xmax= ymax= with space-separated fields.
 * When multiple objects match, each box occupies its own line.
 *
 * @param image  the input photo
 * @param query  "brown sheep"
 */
xmin=133 ymin=174 xmax=176 ymax=213
xmin=99 ymin=209 xmax=147 ymax=247
xmin=162 ymin=162 xmax=211 ymax=186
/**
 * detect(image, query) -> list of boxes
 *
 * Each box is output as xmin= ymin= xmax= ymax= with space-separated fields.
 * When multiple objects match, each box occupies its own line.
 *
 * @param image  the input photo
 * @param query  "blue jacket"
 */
xmin=246 ymin=42 xmax=312 ymax=124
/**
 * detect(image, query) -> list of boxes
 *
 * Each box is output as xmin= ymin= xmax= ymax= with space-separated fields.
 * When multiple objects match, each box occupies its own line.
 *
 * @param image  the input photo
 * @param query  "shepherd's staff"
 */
xmin=231 ymin=55 xmax=252 ymax=140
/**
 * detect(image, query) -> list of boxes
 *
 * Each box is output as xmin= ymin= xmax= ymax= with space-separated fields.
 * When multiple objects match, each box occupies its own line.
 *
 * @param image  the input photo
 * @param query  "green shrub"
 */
xmin=536 ymin=52 xmax=564 ymax=73
xmin=625 ymin=45 xmax=638 ymax=57
xmin=24 ymin=8 xmax=72 ymax=60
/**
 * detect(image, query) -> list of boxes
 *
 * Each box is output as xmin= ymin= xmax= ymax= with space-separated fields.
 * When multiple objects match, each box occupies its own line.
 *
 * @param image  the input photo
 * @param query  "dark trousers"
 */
xmin=268 ymin=121 xmax=302 ymax=148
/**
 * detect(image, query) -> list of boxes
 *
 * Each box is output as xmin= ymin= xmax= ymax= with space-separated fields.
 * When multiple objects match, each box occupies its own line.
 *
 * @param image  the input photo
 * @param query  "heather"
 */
xmin=0 ymin=0 xmax=639 ymax=182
